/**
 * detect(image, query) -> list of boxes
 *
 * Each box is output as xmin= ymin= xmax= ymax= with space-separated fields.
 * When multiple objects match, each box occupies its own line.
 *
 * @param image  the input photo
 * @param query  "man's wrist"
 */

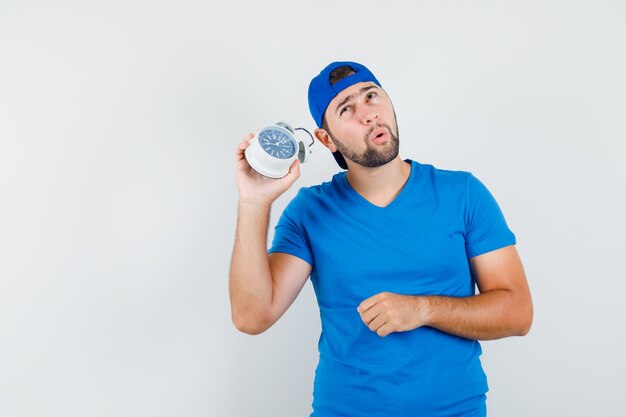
xmin=238 ymin=198 xmax=272 ymax=211
xmin=410 ymin=295 xmax=435 ymax=328
xmin=419 ymin=296 xmax=434 ymax=327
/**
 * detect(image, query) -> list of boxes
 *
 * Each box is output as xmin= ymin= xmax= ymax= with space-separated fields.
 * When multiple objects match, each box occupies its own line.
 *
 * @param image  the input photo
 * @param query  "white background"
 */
xmin=1 ymin=0 xmax=625 ymax=416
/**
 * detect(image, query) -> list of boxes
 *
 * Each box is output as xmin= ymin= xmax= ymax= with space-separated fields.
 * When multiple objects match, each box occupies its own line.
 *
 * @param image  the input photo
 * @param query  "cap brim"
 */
xmin=332 ymin=151 xmax=348 ymax=170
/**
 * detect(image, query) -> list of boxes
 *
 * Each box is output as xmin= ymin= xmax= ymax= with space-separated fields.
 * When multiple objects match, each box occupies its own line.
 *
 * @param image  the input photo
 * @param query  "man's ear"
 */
xmin=314 ymin=128 xmax=337 ymax=152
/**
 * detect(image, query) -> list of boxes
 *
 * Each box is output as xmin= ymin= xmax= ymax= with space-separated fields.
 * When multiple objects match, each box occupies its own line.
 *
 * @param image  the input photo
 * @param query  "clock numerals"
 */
xmin=259 ymin=128 xmax=296 ymax=159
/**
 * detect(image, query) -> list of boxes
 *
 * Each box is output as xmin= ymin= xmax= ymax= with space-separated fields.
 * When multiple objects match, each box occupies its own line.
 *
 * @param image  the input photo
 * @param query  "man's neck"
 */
xmin=345 ymin=156 xmax=412 ymax=207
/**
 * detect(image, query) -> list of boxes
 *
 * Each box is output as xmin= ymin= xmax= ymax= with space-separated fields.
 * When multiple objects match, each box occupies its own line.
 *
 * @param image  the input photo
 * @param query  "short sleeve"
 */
xmin=267 ymin=190 xmax=314 ymax=267
xmin=464 ymin=173 xmax=516 ymax=258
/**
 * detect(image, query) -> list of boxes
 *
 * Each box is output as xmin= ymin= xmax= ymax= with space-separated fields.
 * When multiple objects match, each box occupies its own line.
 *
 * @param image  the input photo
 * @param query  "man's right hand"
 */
xmin=234 ymin=132 xmax=301 ymax=207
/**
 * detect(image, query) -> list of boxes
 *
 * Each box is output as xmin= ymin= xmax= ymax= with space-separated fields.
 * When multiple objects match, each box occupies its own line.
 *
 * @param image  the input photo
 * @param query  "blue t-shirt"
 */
xmin=268 ymin=159 xmax=516 ymax=417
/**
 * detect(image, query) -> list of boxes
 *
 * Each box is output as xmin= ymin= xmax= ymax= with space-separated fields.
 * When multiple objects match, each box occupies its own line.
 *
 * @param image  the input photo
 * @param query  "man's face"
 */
xmin=323 ymin=81 xmax=399 ymax=168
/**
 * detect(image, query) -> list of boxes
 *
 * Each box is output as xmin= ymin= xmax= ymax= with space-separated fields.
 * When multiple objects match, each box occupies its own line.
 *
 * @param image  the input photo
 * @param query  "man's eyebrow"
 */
xmin=334 ymin=85 xmax=379 ymax=114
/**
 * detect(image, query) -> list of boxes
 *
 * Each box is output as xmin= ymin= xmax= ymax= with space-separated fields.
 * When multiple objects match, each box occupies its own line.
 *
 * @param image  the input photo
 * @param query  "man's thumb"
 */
xmin=286 ymin=159 xmax=301 ymax=179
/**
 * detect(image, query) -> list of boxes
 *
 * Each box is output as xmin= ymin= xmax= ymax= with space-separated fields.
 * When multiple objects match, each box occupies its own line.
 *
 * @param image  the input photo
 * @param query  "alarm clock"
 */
xmin=244 ymin=122 xmax=313 ymax=179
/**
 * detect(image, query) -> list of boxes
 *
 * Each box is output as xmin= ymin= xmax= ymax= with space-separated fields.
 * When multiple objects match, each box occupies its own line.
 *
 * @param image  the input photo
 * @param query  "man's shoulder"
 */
xmin=293 ymin=171 xmax=344 ymax=199
xmin=412 ymin=159 xmax=473 ymax=187
xmin=282 ymin=171 xmax=344 ymax=212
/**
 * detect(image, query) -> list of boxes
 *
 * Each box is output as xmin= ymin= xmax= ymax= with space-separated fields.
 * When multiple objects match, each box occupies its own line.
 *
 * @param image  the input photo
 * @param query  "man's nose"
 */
xmin=362 ymin=111 xmax=379 ymax=124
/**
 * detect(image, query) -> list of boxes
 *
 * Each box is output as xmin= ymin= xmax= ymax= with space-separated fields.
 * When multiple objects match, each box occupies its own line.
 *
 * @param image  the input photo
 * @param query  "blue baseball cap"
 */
xmin=308 ymin=61 xmax=382 ymax=169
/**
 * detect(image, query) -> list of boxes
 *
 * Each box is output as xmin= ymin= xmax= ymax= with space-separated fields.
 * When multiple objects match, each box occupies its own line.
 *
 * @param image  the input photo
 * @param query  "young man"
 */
xmin=230 ymin=61 xmax=533 ymax=417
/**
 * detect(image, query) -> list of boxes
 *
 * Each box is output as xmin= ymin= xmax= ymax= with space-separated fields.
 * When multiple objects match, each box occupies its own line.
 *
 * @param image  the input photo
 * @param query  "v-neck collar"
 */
xmin=338 ymin=159 xmax=416 ymax=210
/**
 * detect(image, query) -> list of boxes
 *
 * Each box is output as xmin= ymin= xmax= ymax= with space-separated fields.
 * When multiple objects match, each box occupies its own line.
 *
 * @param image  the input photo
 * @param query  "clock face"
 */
xmin=258 ymin=127 xmax=297 ymax=159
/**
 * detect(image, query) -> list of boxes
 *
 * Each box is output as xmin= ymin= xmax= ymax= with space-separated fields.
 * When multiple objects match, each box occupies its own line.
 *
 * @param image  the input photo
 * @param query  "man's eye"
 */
xmin=340 ymin=106 xmax=349 ymax=115
xmin=367 ymin=92 xmax=376 ymax=100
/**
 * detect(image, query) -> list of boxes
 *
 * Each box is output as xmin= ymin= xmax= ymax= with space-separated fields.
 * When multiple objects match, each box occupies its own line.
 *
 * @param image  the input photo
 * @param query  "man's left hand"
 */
xmin=357 ymin=292 xmax=429 ymax=337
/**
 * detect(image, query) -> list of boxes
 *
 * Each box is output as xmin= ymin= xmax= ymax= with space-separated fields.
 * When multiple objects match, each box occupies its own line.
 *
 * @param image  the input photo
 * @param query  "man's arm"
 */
xmin=230 ymin=202 xmax=311 ymax=335
xmin=424 ymin=244 xmax=533 ymax=339
xmin=357 ymin=245 xmax=533 ymax=340
xmin=229 ymin=200 xmax=274 ymax=334
xmin=229 ymin=134 xmax=311 ymax=335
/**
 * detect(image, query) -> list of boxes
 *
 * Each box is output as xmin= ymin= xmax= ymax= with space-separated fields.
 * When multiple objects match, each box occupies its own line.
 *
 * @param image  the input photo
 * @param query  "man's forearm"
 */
xmin=229 ymin=201 xmax=274 ymax=333
xmin=419 ymin=290 xmax=533 ymax=340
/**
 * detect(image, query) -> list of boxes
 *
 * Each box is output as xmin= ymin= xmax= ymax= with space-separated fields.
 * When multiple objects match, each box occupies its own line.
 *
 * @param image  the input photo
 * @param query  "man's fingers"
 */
xmin=376 ymin=323 xmax=392 ymax=337
xmin=288 ymin=159 xmax=300 ymax=175
xmin=235 ymin=133 xmax=256 ymax=159
xmin=357 ymin=296 xmax=378 ymax=314
xmin=365 ymin=311 xmax=381 ymax=327
xmin=280 ymin=159 xmax=301 ymax=183
xmin=360 ymin=304 xmax=382 ymax=326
